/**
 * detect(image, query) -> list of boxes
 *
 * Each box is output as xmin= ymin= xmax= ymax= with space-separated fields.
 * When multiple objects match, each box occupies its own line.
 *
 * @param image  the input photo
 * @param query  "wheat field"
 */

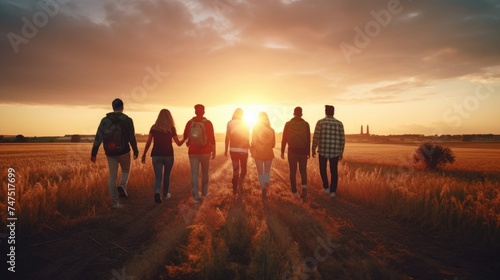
xmin=1 ymin=141 xmax=499 ymax=278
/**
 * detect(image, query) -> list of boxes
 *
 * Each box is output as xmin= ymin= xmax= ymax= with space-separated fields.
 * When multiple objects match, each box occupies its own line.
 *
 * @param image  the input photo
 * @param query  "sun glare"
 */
xmin=243 ymin=109 xmax=258 ymax=127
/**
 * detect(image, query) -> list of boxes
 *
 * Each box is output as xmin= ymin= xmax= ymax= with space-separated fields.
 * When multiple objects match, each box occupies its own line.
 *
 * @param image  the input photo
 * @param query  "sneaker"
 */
xmin=193 ymin=198 xmax=200 ymax=204
xmin=300 ymin=187 xmax=308 ymax=199
xmin=112 ymin=203 xmax=123 ymax=209
xmin=323 ymin=188 xmax=329 ymax=194
xmin=292 ymin=192 xmax=299 ymax=198
xmin=163 ymin=193 xmax=171 ymax=200
xmin=117 ymin=185 xmax=128 ymax=199
xmin=154 ymin=193 xmax=162 ymax=203
xmin=330 ymin=192 xmax=336 ymax=197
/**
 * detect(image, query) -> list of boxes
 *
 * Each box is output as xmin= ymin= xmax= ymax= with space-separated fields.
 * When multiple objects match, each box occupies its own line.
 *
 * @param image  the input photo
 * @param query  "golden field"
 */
xmin=1 ymin=141 xmax=499 ymax=279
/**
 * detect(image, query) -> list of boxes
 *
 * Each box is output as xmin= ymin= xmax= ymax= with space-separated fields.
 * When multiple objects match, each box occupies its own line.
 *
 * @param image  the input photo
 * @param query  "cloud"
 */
xmin=1 ymin=0 xmax=499 ymax=109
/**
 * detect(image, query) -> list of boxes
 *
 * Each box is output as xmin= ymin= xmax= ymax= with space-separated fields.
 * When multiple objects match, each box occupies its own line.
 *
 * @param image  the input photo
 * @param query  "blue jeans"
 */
xmin=288 ymin=153 xmax=308 ymax=193
xmin=106 ymin=152 xmax=131 ymax=206
xmin=152 ymin=156 xmax=174 ymax=195
xmin=319 ymin=155 xmax=339 ymax=193
xmin=189 ymin=153 xmax=211 ymax=199
xmin=255 ymin=159 xmax=272 ymax=188
xmin=230 ymin=152 xmax=248 ymax=191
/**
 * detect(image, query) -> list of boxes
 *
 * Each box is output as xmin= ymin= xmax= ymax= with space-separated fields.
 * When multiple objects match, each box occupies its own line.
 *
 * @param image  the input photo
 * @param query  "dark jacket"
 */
xmin=91 ymin=112 xmax=139 ymax=157
xmin=281 ymin=117 xmax=311 ymax=156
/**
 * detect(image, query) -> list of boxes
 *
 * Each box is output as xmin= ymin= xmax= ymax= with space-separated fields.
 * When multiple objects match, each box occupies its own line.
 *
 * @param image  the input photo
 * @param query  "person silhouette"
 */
xmin=142 ymin=109 xmax=185 ymax=203
xmin=183 ymin=104 xmax=216 ymax=204
xmin=312 ymin=105 xmax=345 ymax=198
xmin=251 ymin=112 xmax=275 ymax=197
xmin=224 ymin=108 xmax=250 ymax=195
xmin=91 ymin=98 xmax=139 ymax=209
xmin=281 ymin=106 xmax=310 ymax=198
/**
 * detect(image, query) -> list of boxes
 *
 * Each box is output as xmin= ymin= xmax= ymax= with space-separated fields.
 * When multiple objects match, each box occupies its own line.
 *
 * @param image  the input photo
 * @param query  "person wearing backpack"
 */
xmin=251 ymin=112 xmax=275 ymax=198
xmin=312 ymin=105 xmax=345 ymax=198
xmin=224 ymin=108 xmax=250 ymax=195
xmin=91 ymin=98 xmax=139 ymax=209
xmin=142 ymin=109 xmax=185 ymax=203
xmin=183 ymin=104 xmax=216 ymax=203
xmin=281 ymin=107 xmax=310 ymax=198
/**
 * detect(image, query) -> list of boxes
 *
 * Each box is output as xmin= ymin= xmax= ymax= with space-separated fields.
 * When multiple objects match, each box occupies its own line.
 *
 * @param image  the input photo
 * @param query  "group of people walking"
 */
xmin=91 ymin=98 xmax=345 ymax=209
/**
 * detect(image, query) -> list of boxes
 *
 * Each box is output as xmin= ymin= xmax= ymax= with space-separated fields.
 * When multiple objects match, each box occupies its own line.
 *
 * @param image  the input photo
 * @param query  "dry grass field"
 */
xmin=1 ymin=141 xmax=499 ymax=279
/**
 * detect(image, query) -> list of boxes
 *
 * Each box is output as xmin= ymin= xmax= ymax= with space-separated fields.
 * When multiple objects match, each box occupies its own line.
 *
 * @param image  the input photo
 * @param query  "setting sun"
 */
xmin=242 ymin=107 xmax=259 ymax=128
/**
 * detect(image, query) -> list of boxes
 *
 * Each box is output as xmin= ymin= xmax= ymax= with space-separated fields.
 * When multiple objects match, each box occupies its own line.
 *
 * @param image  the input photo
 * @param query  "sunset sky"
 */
xmin=1 ymin=0 xmax=499 ymax=136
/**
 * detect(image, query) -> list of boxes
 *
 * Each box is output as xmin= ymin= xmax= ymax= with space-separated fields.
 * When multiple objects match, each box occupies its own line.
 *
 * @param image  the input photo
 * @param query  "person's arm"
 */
xmin=90 ymin=119 xmax=104 ymax=162
xmin=306 ymin=122 xmax=311 ymax=159
xmin=129 ymin=118 xmax=139 ymax=160
xmin=280 ymin=123 xmax=287 ymax=159
xmin=312 ymin=120 xmax=320 ymax=158
xmin=173 ymin=135 xmax=185 ymax=146
xmin=271 ymin=128 xmax=276 ymax=149
xmin=208 ymin=121 xmax=216 ymax=159
xmin=183 ymin=120 xmax=191 ymax=147
xmin=172 ymin=127 xmax=184 ymax=146
xmin=339 ymin=122 xmax=345 ymax=160
xmin=141 ymin=132 xmax=153 ymax=163
xmin=224 ymin=122 xmax=230 ymax=156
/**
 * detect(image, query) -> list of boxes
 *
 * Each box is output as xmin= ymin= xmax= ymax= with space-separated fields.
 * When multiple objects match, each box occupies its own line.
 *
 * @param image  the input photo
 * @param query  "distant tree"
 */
xmin=71 ymin=134 xmax=81 ymax=143
xmin=15 ymin=134 xmax=28 ymax=142
xmin=0 ymin=135 xmax=3 ymax=143
xmin=413 ymin=142 xmax=455 ymax=171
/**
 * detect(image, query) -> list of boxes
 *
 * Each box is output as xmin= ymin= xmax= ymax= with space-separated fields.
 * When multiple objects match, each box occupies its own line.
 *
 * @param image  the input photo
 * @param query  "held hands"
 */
xmin=133 ymin=153 xmax=139 ymax=160
xmin=141 ymin=155 xmax=146 ymax=164
xmin=312 ymin=151 xmax=316 ymax=158
xmin=280 ymin=153 xmax=285 ymax=160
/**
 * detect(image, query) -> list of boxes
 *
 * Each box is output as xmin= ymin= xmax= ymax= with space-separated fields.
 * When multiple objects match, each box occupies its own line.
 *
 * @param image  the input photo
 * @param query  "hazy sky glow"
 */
xmin=1 ymin=0 xmax=499 ymax=136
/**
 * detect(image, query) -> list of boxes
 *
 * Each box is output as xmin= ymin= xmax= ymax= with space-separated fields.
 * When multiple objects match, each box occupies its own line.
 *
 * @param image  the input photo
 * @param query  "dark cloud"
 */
xmin=1 ymin=0 xmax=499 ymax=108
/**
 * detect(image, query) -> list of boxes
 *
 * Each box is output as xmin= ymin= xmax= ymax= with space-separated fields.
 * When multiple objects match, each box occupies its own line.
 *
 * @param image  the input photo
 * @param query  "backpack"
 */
xmin=103 ymin=118 xmax=127 ymax=155
xmin=189 ymin=118 xmax=207 ymax=146
xmin=287 ymin=120 xmax=309 ymax=148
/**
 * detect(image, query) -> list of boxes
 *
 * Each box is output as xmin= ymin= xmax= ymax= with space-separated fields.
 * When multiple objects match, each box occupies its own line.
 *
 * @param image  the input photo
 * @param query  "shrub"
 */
xmin=413 ymin=142 xmax=455 ymax=170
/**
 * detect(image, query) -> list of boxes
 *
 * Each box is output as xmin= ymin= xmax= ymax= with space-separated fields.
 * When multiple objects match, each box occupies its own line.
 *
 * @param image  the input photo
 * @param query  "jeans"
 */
xmin=230 ymin=152 xmax=248 ymax=191
xmin=106 ymin=152 xmax=131 ymax=206
xmin=152 ymin=156 xmax=174 ymax=196
xmin=189 ymin=153 xmax=211 ymax=199
xmin=288 ymin=153 xmax=308 ymax=193
xmin=255 ymin=159 xmax=272 ymax=188
xmin=318 ymin=155 xmax=340 ymax=193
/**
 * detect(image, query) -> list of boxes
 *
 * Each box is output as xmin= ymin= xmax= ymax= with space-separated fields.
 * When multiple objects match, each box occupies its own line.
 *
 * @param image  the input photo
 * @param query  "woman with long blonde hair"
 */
xmin=251 ymin=112 xmax=275 ymax=197
xmin=142 ymin=109 xmax=185 ymax=203
xmin=224 ymin=108 xmax=250 ymax=195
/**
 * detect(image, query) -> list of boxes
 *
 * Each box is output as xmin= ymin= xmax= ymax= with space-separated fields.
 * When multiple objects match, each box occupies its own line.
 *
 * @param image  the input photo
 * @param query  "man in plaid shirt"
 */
xmin=312 ymin=105 xmax=345 ymax=197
